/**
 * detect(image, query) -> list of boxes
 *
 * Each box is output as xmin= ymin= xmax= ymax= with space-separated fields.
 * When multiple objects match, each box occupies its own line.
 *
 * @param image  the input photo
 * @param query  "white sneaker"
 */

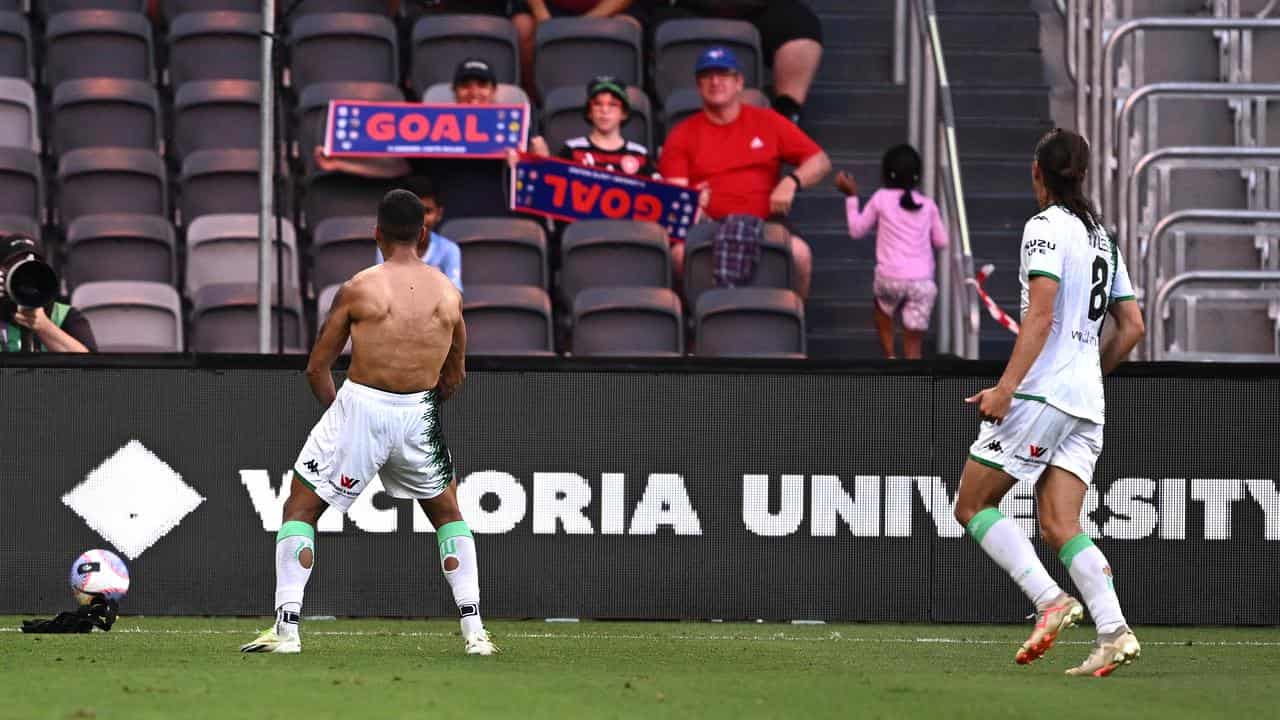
xmin=464 ymin=628 xmax=499 ymax=656
xmin=239 ymin=625 xmax=301 ymax=654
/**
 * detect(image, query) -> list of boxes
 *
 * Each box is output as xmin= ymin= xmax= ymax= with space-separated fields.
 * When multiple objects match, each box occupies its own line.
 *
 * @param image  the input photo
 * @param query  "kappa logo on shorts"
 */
xmin=338 ymin=475 xmax=357 ymax=489
xmin=1028 ymin=445 xmax=1047 ymax=458
xmin=304 ymin=459 xmax=319 ymax=475
xmin=984 ymin=440 xmax=1003 ymax=454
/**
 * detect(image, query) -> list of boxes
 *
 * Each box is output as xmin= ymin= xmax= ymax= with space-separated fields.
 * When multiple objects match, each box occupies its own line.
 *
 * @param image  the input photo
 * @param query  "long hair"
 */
xmin=1034 ymin=128 xmax=1102 ymax=234
xmin=881 ymin=144 xmax=923 ymax=211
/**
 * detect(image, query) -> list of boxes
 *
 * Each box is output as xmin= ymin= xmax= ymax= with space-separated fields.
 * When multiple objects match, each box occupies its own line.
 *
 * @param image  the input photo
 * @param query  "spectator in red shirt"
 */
xmin=658 ymin=46 xmax=830 ymax=298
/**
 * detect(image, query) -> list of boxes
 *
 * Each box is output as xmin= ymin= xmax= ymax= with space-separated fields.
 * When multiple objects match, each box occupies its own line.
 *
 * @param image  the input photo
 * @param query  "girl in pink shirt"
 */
xmin=835 ymin=144 xmax=948 ymax=359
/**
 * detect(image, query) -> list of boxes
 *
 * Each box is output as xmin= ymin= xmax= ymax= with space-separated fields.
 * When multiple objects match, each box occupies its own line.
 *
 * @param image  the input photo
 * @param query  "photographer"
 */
xmin=0 ymin=235 xmax=96 ymax=353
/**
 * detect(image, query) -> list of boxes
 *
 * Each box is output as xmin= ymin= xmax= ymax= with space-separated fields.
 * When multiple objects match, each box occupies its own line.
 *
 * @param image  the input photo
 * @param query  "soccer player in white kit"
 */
xmin=954 ymin=129 xmax=1146 ymax=677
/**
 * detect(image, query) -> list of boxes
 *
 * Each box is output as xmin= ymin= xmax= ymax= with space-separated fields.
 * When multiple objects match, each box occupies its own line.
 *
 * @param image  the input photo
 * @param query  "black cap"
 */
xmin=453 ymin=58 xmax=497 ymax=86
xmin=585 ymin=76 xmax=631 ymax=114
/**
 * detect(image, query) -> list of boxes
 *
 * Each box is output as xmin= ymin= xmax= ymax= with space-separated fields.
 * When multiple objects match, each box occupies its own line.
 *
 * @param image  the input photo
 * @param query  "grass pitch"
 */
xmin=2 ymin=617 xmax=1278 ymax=720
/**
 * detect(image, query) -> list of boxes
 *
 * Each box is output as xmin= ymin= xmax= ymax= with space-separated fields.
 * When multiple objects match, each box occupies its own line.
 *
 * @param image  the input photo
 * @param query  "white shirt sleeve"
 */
xmin=1021 ymin=214 xmax=1063 ymax=282
xmin=1111 ymin=249 xmax=1136 ymax=301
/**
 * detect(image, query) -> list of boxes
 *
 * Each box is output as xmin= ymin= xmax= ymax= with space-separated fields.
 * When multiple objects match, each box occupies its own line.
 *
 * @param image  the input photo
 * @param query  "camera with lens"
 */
xmin=0 ymin=234 xmax=58 ymax=311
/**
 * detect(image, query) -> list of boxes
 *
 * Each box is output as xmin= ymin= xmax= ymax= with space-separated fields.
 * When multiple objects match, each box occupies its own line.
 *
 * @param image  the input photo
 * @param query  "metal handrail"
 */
xmin=1152 ymin=270 xmax=1280 ymax=359
xmin=1259 ymin=0 xmax=1279 ymax=18
xmin=1064 ymin=0 xmax=1076 ymax=84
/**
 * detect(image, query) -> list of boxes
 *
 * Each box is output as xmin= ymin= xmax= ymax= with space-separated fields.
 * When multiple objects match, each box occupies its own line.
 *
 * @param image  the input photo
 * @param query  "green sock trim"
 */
xmin=965 ymin=507 xmax=1005 ymax=544
xmin=277 ymin=520 xmax=316 ymax=543
xmin=437 ymin=520 xmax=472 ymax=557
xmin=1058 ymin=533 xmax=1095 ymax=569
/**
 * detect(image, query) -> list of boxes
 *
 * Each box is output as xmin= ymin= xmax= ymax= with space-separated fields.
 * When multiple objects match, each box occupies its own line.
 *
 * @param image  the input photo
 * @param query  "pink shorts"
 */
xmin=873 ymin=273 xmax=938 ymax=332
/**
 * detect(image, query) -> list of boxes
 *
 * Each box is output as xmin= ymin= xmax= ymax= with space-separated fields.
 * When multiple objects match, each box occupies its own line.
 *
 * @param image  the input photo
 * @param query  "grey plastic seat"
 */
xmin=571 ymin=287 xmax=683 ymax=357
xmin=0 ymin=213 xmax=39 ymax=243
xmin=540 ymin=84 xmax=652 ymax=156
xmin=288 ymin=13 xmax=398 ymax=93
xmin=167 ymin=12 xmax=261 ymax=86
xmin=533 ymin=17 xmax=641 ymax=97
xmin=0 ymin=12 xmax=32 ymax=81
xmin=559 ymin=220 xmax=671 ymax=307
xmin=683 ymin=220 xmax=793 ymax=309
xmin=311 ymin=215 xmax=375 ymax=291
xmin=694 ymin=287 xmax=806 ymax=358
xmin=440 ymin=217 xmax=546 ymax=289
xmin=64 ymin=213 xmax=175 ymax=291
xmin=291 ymin=0 xmax=389 ymax=14
xmin=173 ymin=80 xmax=259 ymax=160
xmin=314 ymin=282 xmax=352 ymax=354
xmin=161 ymin=0 xmax=257 ymax=23
xmin=57 ymin=148 xmax=165 ymax=225
xmin=420 ymin=81 xmax=528 ymax=105
xmin=410 ymin=14 xmax=518 ymax=95
xmin=461 ymin=284 xmax=554 ymax=356
xmin=662 ymin=86 xmax=768 ymax=137
xmin=71 ymin=280 xmax=184 ymax=352
xmin=301 ymin=171 xmax=394 ymax=230
xmin=296 ymin=81 xmax=403 ymax=175
xmin=184 ymin=213 xmax=298 ymax=298
xmin=40 ymin=0 xmax=148 ymax=12
xmin=0 ymin=77 xmax=36 ymax=151
xmin=0 ymin=147 xmax=40 ymax=220
xmin=45 ymin=11 xmax=154 ymax=87
xmin=190 ymin=282 xmax=305 ymax=353
xmin=179 ymin=149 xmax=290 ymax=225
xmin=653 ymin=19 xmax=762 ymax=104
xmin=51 ymin=78 xmax=159 ymax=154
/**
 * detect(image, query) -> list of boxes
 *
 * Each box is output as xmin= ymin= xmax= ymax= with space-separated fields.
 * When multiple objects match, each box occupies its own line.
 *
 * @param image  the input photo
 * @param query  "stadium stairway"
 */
xmin=797 ymin=0 xmax=1052 ymax=358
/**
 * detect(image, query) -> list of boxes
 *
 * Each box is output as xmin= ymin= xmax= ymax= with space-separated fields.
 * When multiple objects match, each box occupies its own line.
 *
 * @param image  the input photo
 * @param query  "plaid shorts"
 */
xmin=873 ymin=273 xmax=938 ymax=332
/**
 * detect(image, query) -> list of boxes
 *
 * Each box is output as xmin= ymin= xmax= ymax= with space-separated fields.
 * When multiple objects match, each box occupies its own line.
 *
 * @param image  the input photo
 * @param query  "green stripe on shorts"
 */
xmin=1013 ymin=392 xmax=1046 ymax=403
xmin=293 ymin=468 xmax=316 ymax=490
xmin=968 ymin=453 xmax=1004 ymax=471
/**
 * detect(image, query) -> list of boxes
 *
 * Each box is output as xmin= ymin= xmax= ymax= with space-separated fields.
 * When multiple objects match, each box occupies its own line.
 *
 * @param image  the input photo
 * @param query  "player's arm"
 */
xmin=305 ymin=281 xmax=355 ymax=407
xmin=967 ymin=276 xmax=1058 ymax=423
xmin=437 ymin=291 xmax=467 ymax=401
xmin=1100 ymin=298 xmax=1143 ymax=374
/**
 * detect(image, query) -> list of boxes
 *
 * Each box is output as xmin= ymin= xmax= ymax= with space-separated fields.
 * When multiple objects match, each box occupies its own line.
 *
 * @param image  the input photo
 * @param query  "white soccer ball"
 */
xmin=69 ymin=549 xmax=130 ymax=605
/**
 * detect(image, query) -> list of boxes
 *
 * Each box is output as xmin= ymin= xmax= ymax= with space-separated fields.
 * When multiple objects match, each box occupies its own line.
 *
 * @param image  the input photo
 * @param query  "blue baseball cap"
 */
xmin=695 ymin=46 xmax=741 ymax=75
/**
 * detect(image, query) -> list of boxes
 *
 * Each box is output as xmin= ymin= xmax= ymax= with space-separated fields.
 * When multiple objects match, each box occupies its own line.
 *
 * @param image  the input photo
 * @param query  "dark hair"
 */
xmin=1034 ymin=128 xmax=1102 ymax=234
xmin=881 ymin=144 xmax=923 ymax=211
xmin=376 ymin=189 xmax=425 ymax=245
xmin=401 ymin=175 xmax=441 ymax=205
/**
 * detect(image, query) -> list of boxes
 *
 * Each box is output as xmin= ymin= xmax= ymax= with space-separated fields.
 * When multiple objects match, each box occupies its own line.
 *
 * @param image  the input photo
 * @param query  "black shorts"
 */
xmin=647 ymin=0 xmax=823 ymax=61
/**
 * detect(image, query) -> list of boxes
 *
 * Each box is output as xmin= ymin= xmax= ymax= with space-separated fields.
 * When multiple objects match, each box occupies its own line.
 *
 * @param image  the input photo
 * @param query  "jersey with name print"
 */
xmin=1016 ymin=205 xmax=1135 ymax=424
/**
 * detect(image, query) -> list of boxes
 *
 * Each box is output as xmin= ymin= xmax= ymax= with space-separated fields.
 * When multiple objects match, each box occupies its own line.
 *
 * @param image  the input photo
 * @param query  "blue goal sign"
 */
xmin=323 ymin=100 xmax=530 ymax=159
xmin=510 ymin=154 xmax=698 ymax=239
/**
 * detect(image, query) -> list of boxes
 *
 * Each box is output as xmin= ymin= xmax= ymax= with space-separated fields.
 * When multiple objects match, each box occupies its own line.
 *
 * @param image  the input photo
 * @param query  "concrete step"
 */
xmin=817 ymin=48 xmax=895 ymax=85
xmin=807 ymin=117 xmax=911 ymax=154
xmin=946 ymin=50 xmax=1046 ymax=86
xmin=938 ymin=12 xmax=1040 ymax=50
xmin=819 ymin=13 xmax=896 ymax=49
xmin=952 ymin=86 xmax=1051 ymax=121
xmin=810 ymin=258 xmax=877 ymax=302
xmin=805 ymin=85 xmax=907 ymax=122
xmin=954 ymin=119 xmax=1054 ymax=157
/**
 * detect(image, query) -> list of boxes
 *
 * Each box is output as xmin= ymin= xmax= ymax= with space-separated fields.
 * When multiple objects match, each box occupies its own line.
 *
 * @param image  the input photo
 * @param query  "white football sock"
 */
xmin=967 ymin=508 xmax=1062 ymax=610
xmin=274 ymin=520 xmax=314 ymax=634
xmin=1060 ymin=534 xmax=1128 ymax=634
xmin=437 ymin=520 xmax=483 ymax=637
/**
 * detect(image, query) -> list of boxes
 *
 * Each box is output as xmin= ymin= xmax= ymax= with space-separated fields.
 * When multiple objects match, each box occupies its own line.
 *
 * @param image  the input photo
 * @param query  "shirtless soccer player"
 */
xmin=954 ymin=129 xmax=1145 ymax=677
xmin=241 ymin=189 xmax=496 ymax=656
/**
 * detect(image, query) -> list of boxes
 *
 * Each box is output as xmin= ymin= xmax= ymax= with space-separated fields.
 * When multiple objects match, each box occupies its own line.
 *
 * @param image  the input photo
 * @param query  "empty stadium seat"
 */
xmin=540 ymin=84 xmax=652 ymax=156
xmin=0 ymin=12 xmax=32 ymax=81
xmin=533 ymin=17 xmax=642 ymax=98
xmin=440 ymin=217 xmax=547 ymax=288
xmin=0 ymin=77 xmax=36 ymax=151
xmin=420 ymin=81 xmax=529 ymax=105
xmin=410 ymin=14 xmax=518 ymax=95
xmin=301 ymin=171 xmax=393 ymax=230
xmin=295 ymin=81 xmax=403 ymax=175
xmin=51 ymin=78 xmax=159 ymax=154
xmin=559 ymin=220 xmax=671 ymax=306
xmin=57 ymin=148 xmax=165 ymax=225
xmin=694 ymin=287 xmax=806 ymax=358
xmin=179 ymin=149 xmax=290 ymax=225
xmin=311 ymin=215 xmax=375 ymax=291
xmin=184 ymin=213 xmax=298 ymax=298
xmin=653 ymin=19 xmax=762 ymax=104
xmin=290 ymin=0 xmax=389 ymax=14
xmin=683 ymin=221 xmax=793 ymax=310
xmin=166 ymin=12 xmax=261 ymax=86
xmin=662 ymin=86 xmax=768 ymax=136
xmin=190 ymin=282 xmax=305 ymax=353
xmin=288 ymin=13 xmax=398 ymax=93
xmin=40 ymin=0 xmax=148 ymax=13
xmin=161 ymin=0 xmax=257 ymax=23
xmin=314 ymin=282 xmax=352 ymax=354
xmin=0 ymin=213 xmax=39 ymax=242
xmin=571 ymin=287 xmax=683 ymax=357
xmin=45 ymin=11 xmax=154 ymax=87
xmin=71 ymin=280 xmax=184 ymax=353
xmin=63 ymin=213 xmax=175 ymax=291
xmin=462 ymin=284 xmax=554 ymax=355
xmin=0 ymin=147 xmax=40 ymax=221
xmin=173 ymin=80 xmax=260 ymax=161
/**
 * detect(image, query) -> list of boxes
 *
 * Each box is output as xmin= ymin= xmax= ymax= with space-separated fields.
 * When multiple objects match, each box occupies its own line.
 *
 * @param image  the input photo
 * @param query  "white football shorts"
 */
xmin=967 ymin=395 xmax=1103 ymax=485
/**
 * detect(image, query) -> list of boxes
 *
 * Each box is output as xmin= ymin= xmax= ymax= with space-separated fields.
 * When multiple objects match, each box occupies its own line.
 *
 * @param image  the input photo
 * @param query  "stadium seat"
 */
xmin=44 ymin=11 xmax=154 ymax=87
xmin=295 ymin=81 xmax=403 ymax=175
xmin=161 ymin=0 xmax=257 ymax=23
xmin=420 ymin=81 xmax=528 ymax=105
xmin=1162 ymin=288 xmax=1280 ymax=360
xmin=540 ymin=84 xmax=652 ymax=156
xmin=0 ymin=77 xmax=36 ymax=151
xmin=173 ymin=80 xmax=260 ymax=161
xmin=0 ymin=147 xmax=40 ymax=221
xmin=184 ymin=213 xmax=298 ymax=298
xmin=71 ymin=280 xmax=184 ymax=353
xmin=0 ymin=213 xmax=39 ymax=242
xmin=533 ymin=17 xmax=642 ymax=98
xmin=51 ymin=78 xmax=159 ymax=154
xmin=166 ymin=12 xmax=261 ymax=86
xmin=694 ymin=287 xmax=806 ymax=358
xmin=57 ymin=148 xmax=165 ymax=225
xmin=288 ymin=13 xmax=398 ymax=93
xmin=179 ymin=149 xmax=290 ymax=225
xmin=0 ymin=12 xmax=32 ymax=81
xmin=290 ymin=0 xmax=389 ymax=15
xmin=440 ymin=217 xmax=547 ymax=289
xmin=662 ymin=86 xmax=768 ymax=137
xmin=559 ymin=220 xmax=671 ymax=307
xmin=653 ymin=19 xmax=763 ymax=104
xmin=683 ymin=220 xmax=793 ymax=310
xmin=310 ymin=215 xmax=375 ymax=291
xmin=461 ymin=284 xmax=554 ymax=355
xmin=409 ymin=14 xmax=518 ymax=95
xmin=40 ymin=0 xmax=147 ymax=13
xmin=301 ymin=171 xmax=393 ymax=230
xmin=314 ymin=282 xmax=352 ymax=354
xmin=190 ymin=282 xmax=305 ymax=353
xmin=63 ymin=213 xmax=176 ymax=291
xmin=571 ymin=287 xmax=683 ymax=357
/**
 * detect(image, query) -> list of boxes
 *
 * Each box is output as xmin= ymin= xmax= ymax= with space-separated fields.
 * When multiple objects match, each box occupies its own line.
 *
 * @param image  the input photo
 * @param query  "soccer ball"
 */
xmin=69 ymin=549 xmax=130 ymax=605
